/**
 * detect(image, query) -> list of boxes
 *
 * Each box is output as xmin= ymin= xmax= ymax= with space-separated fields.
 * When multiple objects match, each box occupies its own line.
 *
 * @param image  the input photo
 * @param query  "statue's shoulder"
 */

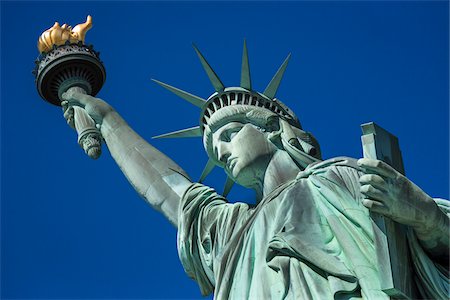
xmin=299 ymin=156 xmax=361 ymax=176
xmin=294 ymin=156 xmax=363 ymax=200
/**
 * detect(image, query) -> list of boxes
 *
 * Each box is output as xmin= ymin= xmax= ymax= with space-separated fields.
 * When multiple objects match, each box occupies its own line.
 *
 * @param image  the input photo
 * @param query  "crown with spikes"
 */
xmin=152 ymin=41 xmax=301 ymax=196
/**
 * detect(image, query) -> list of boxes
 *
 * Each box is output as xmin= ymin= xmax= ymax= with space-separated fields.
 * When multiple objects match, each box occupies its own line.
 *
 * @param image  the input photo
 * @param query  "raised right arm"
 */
xmin=62 ymin=89 xmax=192 ymax=227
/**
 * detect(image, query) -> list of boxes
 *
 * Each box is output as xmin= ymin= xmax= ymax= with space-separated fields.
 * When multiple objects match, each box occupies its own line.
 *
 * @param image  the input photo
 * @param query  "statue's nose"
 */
xmin=217 ymin=143 xmax=231 ymax=164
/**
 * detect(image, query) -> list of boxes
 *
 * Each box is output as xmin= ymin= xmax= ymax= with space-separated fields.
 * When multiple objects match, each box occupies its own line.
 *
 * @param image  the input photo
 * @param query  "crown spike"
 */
xmin=263 ymin=53 xmax=291 ymax=99
xmin=152 ymin=126 xmax=202 ymax=139
xmin=152 ymin=79 xmax=206 ymax=108
xmin=199 ymin=159 xmax=216 ymax=183
xmin=192 ymin=44 xmax=225 ymax=92
xmin=223 ymin=176 xmax=234 ymax=197
xmin=240 ymin=40 xmax=251 ymax=90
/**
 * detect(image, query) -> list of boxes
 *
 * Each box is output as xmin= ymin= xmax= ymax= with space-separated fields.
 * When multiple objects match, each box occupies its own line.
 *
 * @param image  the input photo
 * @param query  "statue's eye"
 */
xmin=224 ymin=127 xmax=241 ymax=142
xmin=228 ymin=131 xmax=237 ymax=141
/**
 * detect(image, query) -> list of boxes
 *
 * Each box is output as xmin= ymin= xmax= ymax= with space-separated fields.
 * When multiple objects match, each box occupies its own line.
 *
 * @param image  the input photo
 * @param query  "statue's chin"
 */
xmin=229 ymin=166 xmax=260 ymax=190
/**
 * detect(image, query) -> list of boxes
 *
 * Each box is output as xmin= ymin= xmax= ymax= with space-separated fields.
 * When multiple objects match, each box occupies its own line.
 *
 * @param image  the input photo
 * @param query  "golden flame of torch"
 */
xmin=37 ymin=15 xmax=93 ymax=53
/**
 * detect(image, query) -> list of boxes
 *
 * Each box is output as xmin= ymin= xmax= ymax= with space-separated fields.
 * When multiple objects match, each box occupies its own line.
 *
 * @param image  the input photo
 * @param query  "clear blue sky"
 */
xmin=1 ymin=1 xmax=448 ymax=299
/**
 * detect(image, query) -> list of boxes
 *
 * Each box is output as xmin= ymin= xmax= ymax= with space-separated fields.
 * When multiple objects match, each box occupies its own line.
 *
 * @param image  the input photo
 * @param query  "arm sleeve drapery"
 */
xmin=177 ymin=183 xmax=251 ymax=296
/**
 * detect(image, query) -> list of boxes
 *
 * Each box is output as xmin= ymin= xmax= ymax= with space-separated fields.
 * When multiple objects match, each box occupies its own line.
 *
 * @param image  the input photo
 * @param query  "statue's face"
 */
xmin=211 ymin=121 xmax=278 ymax=188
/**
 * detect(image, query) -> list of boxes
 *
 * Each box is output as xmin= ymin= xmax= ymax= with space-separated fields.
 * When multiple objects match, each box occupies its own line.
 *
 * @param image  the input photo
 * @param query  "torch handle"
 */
xmin=65 ymin=86 xmax=102 ymax=159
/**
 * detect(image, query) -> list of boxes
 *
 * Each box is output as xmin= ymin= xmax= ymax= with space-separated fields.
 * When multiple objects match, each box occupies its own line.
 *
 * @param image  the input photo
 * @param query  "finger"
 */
xmin=63 ymin=108 xmax=75 ymax=129
xmin=362 ymin=198 xmax=389 ymax=215
xmin=357 ymin=158 xmax=397 ymax=179
xmin=359 ymin=174 xmax=388 ymax=192
xmin=66 ymin=117 xmax=74 ymax=129
xmin=61 ymin=100 xmax=68 ymax=112
xmin=63 ymin=107 xmax=74 ymax=120
xmin=360 ymin=184 xmax=386 ymax=201
xmin=61 ymin=90 xmax=94 ymax=107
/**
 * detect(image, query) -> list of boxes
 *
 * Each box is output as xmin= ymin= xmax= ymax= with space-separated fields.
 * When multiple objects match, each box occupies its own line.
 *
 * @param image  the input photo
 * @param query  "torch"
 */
xmin=33 ymin=16 xmax=106 ymax=159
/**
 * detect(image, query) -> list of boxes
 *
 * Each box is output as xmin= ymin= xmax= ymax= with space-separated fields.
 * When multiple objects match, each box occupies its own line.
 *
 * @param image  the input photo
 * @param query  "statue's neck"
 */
xmin=255 ymin=150 xmax=301 ymax=203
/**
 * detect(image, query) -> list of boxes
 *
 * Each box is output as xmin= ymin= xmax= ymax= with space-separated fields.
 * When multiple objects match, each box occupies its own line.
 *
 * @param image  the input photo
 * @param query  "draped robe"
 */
xmin=177 ymin=157 xmax=449 ymax=299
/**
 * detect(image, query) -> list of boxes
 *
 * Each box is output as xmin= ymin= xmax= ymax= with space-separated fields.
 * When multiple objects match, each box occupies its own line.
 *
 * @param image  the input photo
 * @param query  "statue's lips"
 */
xmin=226 ymin=157 xmax=237 ymax=172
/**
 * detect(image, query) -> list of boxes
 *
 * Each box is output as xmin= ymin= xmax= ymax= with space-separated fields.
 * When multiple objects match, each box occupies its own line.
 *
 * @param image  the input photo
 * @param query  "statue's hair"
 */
xmin=203 ymin=105 xmax=321 ymax=166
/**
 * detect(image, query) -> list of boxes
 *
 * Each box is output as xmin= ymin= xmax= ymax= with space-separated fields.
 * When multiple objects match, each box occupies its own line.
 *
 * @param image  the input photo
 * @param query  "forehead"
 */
xmin=213 ymin=121 xmax=245 ymax=134
xmin=212 ymin=122 xmax=245 ymax=137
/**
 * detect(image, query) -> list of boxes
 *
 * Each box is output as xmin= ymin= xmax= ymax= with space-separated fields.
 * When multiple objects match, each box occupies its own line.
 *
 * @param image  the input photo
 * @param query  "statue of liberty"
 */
xmin=37 ymin=17 xmax=448 ymax=300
